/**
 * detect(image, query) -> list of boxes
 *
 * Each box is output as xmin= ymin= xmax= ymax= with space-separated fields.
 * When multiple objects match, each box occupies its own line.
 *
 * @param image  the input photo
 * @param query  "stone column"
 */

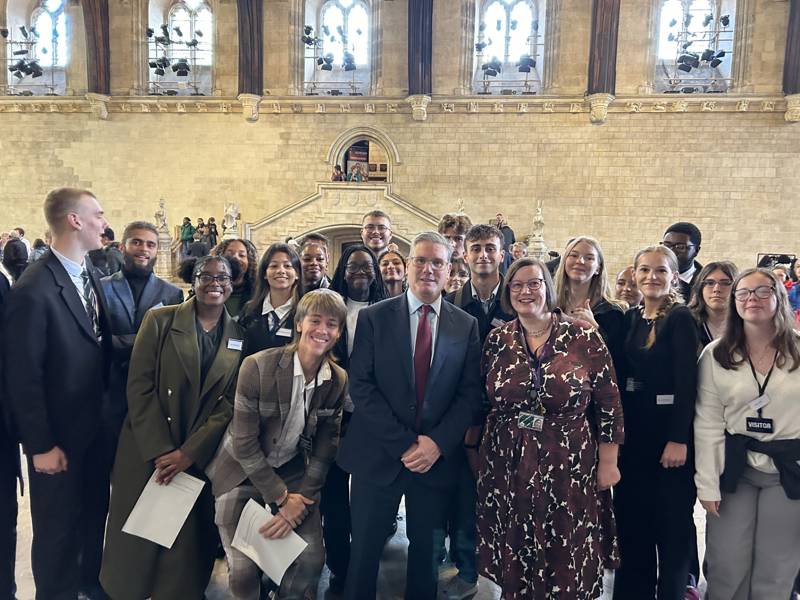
xmin=237 ymin=0 xmax=263 ymax=95
xmin=586 ymin=0 xmax=620 ymax=124
xmin=65 ymin=0 xmax=87 ymax=95
xmin=82 ymin=0 xmax=110 ymax=94
xmin=784 ymin=0 xmax=800 ymax=121
xmin=407 ymin=0 xmax=432 ymax=96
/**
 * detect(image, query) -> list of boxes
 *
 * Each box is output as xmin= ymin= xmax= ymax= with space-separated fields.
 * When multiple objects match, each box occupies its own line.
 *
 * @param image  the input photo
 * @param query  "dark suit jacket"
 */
xmin=337 ymin=294 xmax=481 ymax=488
xmin=100 ymin=270 xmax=183 ymax=426
xmin=3 ymin=251 xmax=110 ymax=455
xmin=444 ymin=278 xmax=513 ymax=344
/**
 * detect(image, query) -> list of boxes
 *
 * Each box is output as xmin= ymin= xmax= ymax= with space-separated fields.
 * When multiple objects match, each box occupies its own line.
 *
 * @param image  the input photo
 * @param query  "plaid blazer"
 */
xmin=207 ymin=346 xmax=347 ymax=502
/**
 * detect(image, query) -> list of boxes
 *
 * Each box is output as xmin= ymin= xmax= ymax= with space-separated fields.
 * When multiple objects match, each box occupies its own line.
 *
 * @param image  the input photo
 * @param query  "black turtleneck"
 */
xmin=123 ymin=266 xmax=151 ymax=307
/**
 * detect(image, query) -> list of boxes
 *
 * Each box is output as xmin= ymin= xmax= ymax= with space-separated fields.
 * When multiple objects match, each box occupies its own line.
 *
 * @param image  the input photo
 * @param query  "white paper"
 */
xmin=122 ymin=471 xmax=205 ymax=549
xmin=232 ymin=499 xmax=308 ymax=585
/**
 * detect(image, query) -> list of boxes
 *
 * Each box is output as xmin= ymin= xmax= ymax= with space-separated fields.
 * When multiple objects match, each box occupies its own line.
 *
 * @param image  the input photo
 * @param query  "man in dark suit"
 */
xmin=337 ymin=231 xmax=481 ymax=600
xmin=3 ymin=187 xmax=111 ymax=600
xmin=101 ymin=220 xmax=183 ymax=440
xmin=441 ymin=223 xmax=513 ymax=599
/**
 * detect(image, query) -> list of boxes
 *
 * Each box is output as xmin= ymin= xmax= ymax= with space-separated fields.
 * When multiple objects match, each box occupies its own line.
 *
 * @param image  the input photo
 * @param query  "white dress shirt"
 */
xmin=346 ymin=298 xmax=369 ymax=357
xmin=262 ymin=293 xmax=293 ymax=322
xmin=407 ymin=289 xmax=441 ymax=364
xmin=267 ymin=353 xmax=332 ymax=468
xmin=51 ymin=247 xmax=92 ymax=314
xmin=694 ymin=339 xmax=800 ymax=501
xmin=678 ymin=262 xmax=696 ymax=285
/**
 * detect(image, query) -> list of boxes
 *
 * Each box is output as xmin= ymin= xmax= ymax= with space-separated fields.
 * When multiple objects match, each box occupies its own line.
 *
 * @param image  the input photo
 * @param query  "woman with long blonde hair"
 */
xmin=613 ymin=245 xmax=700 ymax=600
xmin=554 ymin=236 xmax=627 ymax=376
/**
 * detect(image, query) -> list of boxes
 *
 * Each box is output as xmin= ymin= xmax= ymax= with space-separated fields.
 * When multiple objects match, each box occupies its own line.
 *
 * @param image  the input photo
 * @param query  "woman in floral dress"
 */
xmin=477 ymin=257 xmax=625 ymax=600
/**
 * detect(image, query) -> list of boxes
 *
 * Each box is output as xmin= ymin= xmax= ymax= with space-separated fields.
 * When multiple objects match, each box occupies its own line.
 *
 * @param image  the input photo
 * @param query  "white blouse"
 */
xmin=694 ymin=339 xmax=800 ymax=501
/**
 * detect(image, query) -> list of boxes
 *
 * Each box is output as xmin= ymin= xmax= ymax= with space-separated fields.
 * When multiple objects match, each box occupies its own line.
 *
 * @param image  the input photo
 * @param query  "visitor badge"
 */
xmin=276 ymin=328 xmax=293 ymax=338
xmin=748 ymin=393 xmax=771 ymax=412
xmin=656 ymin=394 xmax=675 ymax=405
xmin=746 ymin=417 xmax=774 ymax=434
xmin=490 ymin=317 xmax=506 ymax=328
xmin=227 ymin=339 xmax=243 ymax=351
xmin=518 ymin=412 xmax=544 ymax=432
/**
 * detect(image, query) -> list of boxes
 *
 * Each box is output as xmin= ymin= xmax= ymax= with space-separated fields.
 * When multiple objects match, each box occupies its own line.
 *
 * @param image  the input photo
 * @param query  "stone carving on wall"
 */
xmin=588 ymin=93 xmax=614 ymax=124
xmin=154 ymin=199 xmax=173 ymax=279
xmin=407 ymin=95 xmax=431 ymax=121
xmin=526 ymin=199 xmax=549 ymax=260
xmin=786 ymin=94 xmax=800 ymax=123
xmin=238 ymin=94 xmax=261 ymax=122
xmin=86 ymin=93 xmax=110 ymax=120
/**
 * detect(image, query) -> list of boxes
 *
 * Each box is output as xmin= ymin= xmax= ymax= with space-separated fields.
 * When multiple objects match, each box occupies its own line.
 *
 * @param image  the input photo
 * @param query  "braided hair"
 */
xmin=633 ymin=245 xmax=683 ymax=349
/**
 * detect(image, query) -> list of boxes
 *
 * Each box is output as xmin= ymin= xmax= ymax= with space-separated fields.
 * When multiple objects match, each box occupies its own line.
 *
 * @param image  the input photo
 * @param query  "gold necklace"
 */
xmin=525 ymin=322 xmax=552 ymax=337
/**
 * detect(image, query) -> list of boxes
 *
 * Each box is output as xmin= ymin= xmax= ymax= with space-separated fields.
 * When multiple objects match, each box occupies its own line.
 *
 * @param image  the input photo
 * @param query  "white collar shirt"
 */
xmin=407 ymin=289 xmax=442 ymax=365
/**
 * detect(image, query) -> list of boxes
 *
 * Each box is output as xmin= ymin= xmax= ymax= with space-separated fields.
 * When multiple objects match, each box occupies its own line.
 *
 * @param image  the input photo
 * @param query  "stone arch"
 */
xmin=243 ymin=181 xmax=438 ymax=266
xmin=326 ymin=126 xmax=402 ymax=183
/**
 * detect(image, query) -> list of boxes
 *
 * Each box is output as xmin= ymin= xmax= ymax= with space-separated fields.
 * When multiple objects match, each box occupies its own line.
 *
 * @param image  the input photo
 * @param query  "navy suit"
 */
xmin=100 ymin=270 xmax=183 ymax=434
xmin=337 ymin=293 xmax=481 ymax=600
xmin=3 ymin=251 xmax=111 ymax=600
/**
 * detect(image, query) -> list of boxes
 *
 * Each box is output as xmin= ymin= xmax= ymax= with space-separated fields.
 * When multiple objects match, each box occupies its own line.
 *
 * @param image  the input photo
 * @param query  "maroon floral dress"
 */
xmin=477 ymin=314 xmax=624 ymax=600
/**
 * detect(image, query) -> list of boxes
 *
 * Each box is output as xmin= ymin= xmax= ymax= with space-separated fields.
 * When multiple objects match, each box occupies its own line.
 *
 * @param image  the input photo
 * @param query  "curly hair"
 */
xmin=330 ymin=244 xmax=387 ymax=304
xmin=213 ymin=238 xmax=257 ymax=295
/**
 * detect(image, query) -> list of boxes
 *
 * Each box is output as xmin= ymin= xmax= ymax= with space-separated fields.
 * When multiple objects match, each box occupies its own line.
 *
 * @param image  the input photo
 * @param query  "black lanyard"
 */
xmin=522 ymin=329 xmax=548 ymax=415
xmin=747 ymin=350 xmax=777 ymax=418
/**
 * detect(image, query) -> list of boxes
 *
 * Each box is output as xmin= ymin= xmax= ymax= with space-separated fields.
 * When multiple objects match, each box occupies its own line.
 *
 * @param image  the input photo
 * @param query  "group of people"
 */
xmin=1 ymin=190 xmax=799 ymax=600
xmin=180 ymin=216 xmax=220 ymax=258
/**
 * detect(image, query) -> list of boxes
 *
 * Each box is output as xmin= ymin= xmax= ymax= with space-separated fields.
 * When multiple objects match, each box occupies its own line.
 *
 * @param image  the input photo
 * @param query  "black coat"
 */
xmin=444 ymin=278 xmax=514 ymax=344
xmin=3 ymin=252 xmax=111 ymax=455
xmin=337 ymin=294 xmax=482 ymax=488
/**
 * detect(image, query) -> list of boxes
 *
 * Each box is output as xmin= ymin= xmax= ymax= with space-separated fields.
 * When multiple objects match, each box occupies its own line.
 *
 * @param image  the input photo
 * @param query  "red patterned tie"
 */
xmin=414 ymin=304 xmax=432 ymax=431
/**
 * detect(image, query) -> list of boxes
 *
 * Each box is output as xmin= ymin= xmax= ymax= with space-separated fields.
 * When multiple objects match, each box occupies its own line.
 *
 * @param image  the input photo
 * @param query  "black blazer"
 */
xmin=3 ymin=251 xmax=111 ymax=455
xmin=337 ymin=294 xmax=482 ymax=488
xmin=444 ymin=278 xmax=514 ymax=344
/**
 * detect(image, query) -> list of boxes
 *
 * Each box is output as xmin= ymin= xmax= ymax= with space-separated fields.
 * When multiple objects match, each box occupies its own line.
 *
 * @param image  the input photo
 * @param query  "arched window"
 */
xmin=31 ymin=0 xmax=68 ymax=68
xmin=473 ymin=0 xmax=544 ymax=95
xmin=304 ymin=0 xmax=370 ymax=96
xmin=148 ymin=0 xmax=213 ymax=95
xmin=655 ymin=0 xmax=735 ymax=93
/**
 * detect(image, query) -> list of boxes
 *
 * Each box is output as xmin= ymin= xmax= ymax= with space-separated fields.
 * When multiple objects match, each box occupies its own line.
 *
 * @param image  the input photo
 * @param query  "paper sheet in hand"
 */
xmin=231 ymin=499 xmax=308 ymax=585
xmin=122 ymin=471 xmax=205 ymax=549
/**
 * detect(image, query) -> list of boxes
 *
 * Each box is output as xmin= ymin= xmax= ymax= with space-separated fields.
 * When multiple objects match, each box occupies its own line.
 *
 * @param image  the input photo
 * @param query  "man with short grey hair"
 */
xmin=338 ymin=231 xmax=481 ymax=600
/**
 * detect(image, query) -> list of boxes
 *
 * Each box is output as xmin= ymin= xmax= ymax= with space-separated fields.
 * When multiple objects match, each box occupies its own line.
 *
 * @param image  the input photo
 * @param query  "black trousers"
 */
xmin=613 ymin=451 xmax=696 ymax=600
xmin=0 ymin=441 xmax=18 ymax=600
xmin=344 ymin=471 xmax=451 ymax=600
xmin=320 ymin=461 xmax=352 ymax=580
xmin=27 ymin=434 xmax=109 ymax=600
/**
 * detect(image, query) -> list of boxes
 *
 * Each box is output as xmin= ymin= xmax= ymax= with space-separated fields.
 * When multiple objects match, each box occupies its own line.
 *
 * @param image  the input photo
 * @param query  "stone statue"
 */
xmin=527 ymin=199 xmax=549 ymax=260
xmin=222 ymin=202 xmax=240 ymax=239
xmin=455 ymin=197 xmax=466 ymax=214
xmin=154 ymin=198 xmax=169 ymax=233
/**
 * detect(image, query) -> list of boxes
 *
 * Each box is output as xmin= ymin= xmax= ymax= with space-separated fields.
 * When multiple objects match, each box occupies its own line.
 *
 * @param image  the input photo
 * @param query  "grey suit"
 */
xmin=100 ymin=270 xmax=183 ymax=432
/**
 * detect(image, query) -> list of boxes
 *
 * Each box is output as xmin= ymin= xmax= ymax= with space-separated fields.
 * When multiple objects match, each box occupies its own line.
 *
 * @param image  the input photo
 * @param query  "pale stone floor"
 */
xmin=13 ymin=461 xmax=707 ymax=600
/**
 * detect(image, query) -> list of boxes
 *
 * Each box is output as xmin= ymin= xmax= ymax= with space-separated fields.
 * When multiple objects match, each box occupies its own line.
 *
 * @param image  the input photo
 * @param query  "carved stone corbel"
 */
xmin=785 ymin=94 xmax=800 ymax=123
xmin=406 ymin=94 xmax=431 ymax=121
xmin=238 ymin=93 xmax=262 ymax=122
xmin=86 ymin=93 xmax=111 ymax=120
xmin=588 ymin=93 xmax=614 ymax=124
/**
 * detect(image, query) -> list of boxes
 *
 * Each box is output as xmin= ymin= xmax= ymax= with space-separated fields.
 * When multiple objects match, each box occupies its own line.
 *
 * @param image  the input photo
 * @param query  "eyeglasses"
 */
xmin=509 ymin=278 xmax=545 ymax=293
xmin=196 ymin=273 xmax=231 ymax=285
xmin=661 ymin=241 xmax=695 ymax=252
xmin=362 ymin=224 xmax=389 ymax=233
xmin=345 ymin=263 xmax=375 ymax=274
xmin=408 ymin=256 xmax=448 ymax=271
xmin=701 ymin=279 xmax=733 ymax=288
xmin=734 ymin=285 xmax=775 ymax=301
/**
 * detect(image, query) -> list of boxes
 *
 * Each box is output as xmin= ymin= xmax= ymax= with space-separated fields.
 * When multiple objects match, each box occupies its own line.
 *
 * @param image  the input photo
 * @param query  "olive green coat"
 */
xmin=100 ymin=298 xmax=243 ymax=600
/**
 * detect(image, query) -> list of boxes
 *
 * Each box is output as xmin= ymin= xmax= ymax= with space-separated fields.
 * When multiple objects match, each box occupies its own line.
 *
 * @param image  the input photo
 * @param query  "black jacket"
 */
xmin=678 ymin=260 xmax=703 ymax=304
xmin=240 ymin=309 xmax=296 ymax=358
xmin=444 ymin=278 xmax=514 ymax=344
xmin=721 ymin=432 xmax=800 ymax=499
xmin=3 ymin=251 xmax=111 ymax=455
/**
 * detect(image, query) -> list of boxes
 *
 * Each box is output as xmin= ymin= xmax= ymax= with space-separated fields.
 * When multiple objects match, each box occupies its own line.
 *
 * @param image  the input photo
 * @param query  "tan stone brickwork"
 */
xmin=0 ymin=108 xmax=797 ymax=276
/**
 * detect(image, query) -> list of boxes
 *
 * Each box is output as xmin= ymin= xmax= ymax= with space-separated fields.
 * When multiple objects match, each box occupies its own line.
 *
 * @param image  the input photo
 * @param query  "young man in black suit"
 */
xmin=337 ymin=231 xmax=482 ymax=600
xmin=3 ymin=187 xmax=111 ymax=600
xmin=662 ymin=222 xmax=703 ymax=303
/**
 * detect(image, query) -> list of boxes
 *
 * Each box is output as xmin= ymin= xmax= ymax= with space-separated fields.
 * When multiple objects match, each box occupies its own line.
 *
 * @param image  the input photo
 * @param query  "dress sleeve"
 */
xmin=694 ymin=346 xmax=726 ymax=502
xmin=587 ymin=328 xmax=624 ymax=444
xmin=668 ymin=307 xmax=699 ymax=444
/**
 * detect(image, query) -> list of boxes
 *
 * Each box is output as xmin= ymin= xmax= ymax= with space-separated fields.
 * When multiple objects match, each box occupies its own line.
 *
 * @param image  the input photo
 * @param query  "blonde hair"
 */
xmin=287 ymin=288 xmax=347 ymax=355
xmin=554 ymin=236 xmax=625 ymax=312
xmin=633 ymin=245 xmax=683 ymax=349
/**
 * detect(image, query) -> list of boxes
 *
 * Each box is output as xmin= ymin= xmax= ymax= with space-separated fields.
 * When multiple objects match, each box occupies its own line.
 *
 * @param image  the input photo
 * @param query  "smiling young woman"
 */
xmin=613 ymin=245 xmax=700 ymax=600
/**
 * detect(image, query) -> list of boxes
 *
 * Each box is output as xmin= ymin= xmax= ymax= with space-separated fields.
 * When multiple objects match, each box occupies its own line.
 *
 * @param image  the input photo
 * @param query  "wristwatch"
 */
xmin=268 ymin=493 xmax=289 ymax=515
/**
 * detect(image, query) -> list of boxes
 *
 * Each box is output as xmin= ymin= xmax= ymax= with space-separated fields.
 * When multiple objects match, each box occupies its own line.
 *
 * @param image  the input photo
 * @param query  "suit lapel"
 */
xmin=170 ymin=299 xmax=201 ymax=400
xmin=47 ymin=253 xmax=98 ymax=344
xmin=276 ymin=348 xmax=295 ymax=422
xmin=110 ymin=272 xmax=136 ymax=328
xmin=390 ymin=295 xmax=414 ymax=388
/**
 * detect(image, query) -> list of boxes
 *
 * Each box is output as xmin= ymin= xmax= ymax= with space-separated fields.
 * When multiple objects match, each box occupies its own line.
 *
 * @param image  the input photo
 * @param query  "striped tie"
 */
xmin=80 ymin=268 xmax=101 ymax=340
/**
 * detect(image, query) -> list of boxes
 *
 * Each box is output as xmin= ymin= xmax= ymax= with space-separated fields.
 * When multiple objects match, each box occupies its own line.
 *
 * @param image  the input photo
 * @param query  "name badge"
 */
xmin=490 ymin=317 xmax=506 ymax=328
xmin=625 ymin=378 xmax=644 ymax=392
xmin=518 ymin=412 xmax=544 ymax=432
xmin=227 ymin=339 xmax=243 ymax=351
xmin=746 ymin=417 xmax=774 ymax=434
xmin=748 ymin=394 xmax=771 ymax=412
xmin=656 ymin=394 xmax=675 ymax=406
xmin=276 ymin=327 xmax=293 ymax=338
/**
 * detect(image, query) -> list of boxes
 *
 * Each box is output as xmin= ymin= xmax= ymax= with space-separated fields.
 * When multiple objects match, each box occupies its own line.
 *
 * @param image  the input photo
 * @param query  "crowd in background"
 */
xmin=1 ymin=190 xmax=799 ymax=600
